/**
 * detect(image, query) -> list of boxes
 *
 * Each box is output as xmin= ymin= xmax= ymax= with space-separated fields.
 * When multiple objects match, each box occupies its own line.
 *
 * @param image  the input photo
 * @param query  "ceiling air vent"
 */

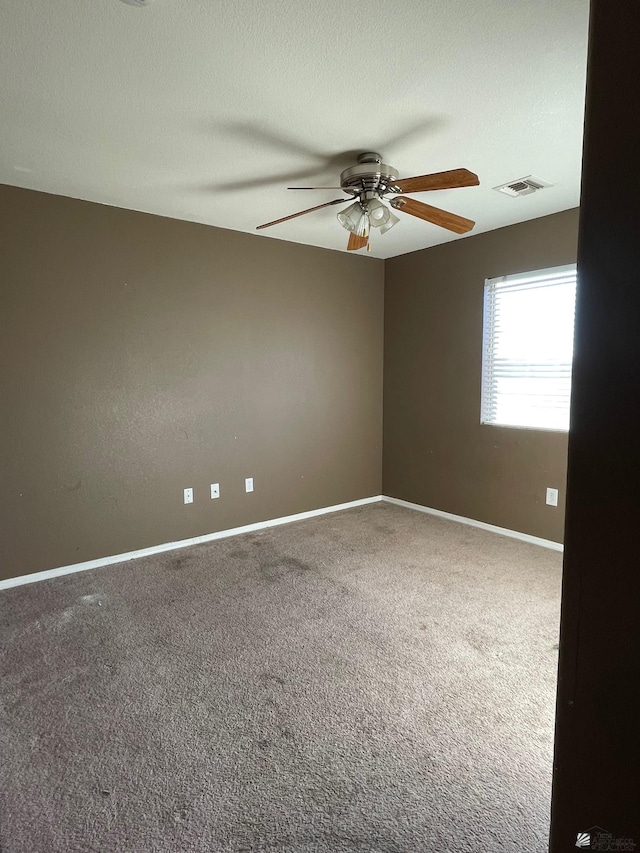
xmin=494 ymin=175 xmax=553 ymax=197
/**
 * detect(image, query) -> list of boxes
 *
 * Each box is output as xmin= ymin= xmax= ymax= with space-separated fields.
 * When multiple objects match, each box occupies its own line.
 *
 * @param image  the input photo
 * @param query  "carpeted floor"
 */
xmin=0 ymin=502 xmax=562 ymax=852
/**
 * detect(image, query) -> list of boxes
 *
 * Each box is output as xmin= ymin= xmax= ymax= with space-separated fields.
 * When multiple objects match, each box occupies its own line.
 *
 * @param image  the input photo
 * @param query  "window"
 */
xmin=481 ymin=264 xmax=577 ymax=431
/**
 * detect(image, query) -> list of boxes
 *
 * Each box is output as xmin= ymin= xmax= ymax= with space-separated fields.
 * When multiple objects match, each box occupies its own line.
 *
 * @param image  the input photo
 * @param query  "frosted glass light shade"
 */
xmin=337 ymin=202 xmax=366 ymax=233
xmin=379 ymin=210 xmax=400 ymax=234
xmin=366 ymin=198 xmax=391 ymax=228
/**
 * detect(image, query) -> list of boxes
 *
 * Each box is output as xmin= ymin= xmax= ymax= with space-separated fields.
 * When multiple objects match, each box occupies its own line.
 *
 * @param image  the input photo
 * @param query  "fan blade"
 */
xmin=390 ymin=196 xmax=475 ymax=234
xmin=347 ymin=232 xmax=368 ymax=251
xmin=287 ymin=186 xmax=347 ymax=190
xmin=214 ymin=167 xmax=319 ymax=192
xmin=256 ymin=198 xmax=348 ymax=230
xmin=390 ymin=168 xmax=479 ymax=194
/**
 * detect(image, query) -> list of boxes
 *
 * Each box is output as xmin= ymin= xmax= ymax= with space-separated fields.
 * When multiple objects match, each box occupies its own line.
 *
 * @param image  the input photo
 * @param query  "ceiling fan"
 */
xmin=256 ymin=152 xmax=479 ymax=251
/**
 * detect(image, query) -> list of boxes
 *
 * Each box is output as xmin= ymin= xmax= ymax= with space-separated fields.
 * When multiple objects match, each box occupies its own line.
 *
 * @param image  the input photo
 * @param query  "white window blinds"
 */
xmin=481 ymin=264 xmax=577 ymax=431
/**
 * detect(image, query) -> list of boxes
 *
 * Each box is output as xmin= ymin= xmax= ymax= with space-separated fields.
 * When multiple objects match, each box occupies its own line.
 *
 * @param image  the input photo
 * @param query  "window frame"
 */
xmin=480 ymin=263 xmax=577 ymax=433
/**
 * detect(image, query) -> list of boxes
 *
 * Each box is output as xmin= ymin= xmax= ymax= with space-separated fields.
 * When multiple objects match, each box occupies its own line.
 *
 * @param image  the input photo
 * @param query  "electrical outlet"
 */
xmin=245 ymin=477 xmax=254 ymax=493
xmin=183 ymin=487 xmax=193 ymax=505
xmin=546 ymin=487 xmax=559 ymax=507
xmin=210 ymin=483 xmax=220 ymax=499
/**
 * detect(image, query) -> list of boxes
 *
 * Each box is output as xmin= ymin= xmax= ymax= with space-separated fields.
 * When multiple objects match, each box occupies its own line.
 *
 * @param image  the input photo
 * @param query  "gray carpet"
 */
xmin=0 ymin=503 xmax=562 ymax=852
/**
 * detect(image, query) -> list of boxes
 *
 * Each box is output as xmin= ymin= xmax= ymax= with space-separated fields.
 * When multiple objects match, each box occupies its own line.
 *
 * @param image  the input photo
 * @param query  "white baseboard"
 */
xmin=0 ymin=495 xmax=383 ymax=591
xmin=0 ymin=493 xmax=562 ymax=591
xmin=382 ymin=495 xmax=564 ymax=552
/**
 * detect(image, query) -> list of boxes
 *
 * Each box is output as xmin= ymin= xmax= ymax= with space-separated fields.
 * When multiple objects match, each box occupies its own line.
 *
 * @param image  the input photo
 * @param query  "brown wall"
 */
xmin=383 ymin=209 xmax=579 ymax=543
xmin=0 ymin=185 xmax=384 ymax=580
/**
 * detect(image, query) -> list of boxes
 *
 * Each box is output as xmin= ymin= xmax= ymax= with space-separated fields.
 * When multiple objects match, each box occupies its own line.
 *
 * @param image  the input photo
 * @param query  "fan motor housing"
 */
xmin=340 ymin=154 xmax=399 ymax=194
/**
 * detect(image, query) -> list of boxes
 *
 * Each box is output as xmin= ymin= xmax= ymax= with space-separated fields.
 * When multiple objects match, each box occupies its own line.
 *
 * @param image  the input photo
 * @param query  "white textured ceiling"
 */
xmin=0 ymin=0 xmax=589 ymax=258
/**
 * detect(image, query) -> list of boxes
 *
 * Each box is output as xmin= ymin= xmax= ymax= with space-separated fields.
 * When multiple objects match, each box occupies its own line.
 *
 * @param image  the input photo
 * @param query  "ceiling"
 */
xmin=0 ymin=0 xmax=589 ymax=259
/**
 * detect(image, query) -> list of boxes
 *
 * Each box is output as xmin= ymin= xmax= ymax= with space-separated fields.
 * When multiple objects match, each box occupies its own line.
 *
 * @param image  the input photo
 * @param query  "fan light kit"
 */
xmin=256 ymin=152 xmax=479 ymax=251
